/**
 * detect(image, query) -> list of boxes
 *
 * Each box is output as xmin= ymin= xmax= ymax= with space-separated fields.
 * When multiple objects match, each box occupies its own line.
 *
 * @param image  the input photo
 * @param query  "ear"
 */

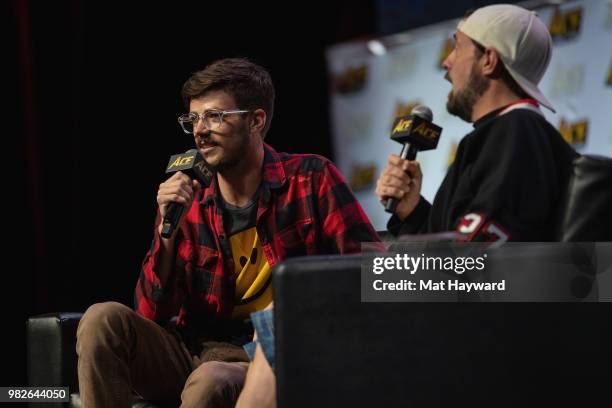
xmin=481 ymin=48 xmax=503 ymax=77
xmin=250 ymin=108 xmax=267 ymax=136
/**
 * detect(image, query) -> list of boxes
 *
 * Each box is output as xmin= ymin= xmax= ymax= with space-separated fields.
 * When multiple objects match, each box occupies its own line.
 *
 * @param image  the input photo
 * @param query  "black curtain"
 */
xmin=9 ymin=0 xmax=376 ymax=386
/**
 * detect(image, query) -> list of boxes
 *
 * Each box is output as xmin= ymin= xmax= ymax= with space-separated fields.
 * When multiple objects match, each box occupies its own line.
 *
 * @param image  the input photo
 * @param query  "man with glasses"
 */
xmin=76 ymin=58 xmax=381 ymax=407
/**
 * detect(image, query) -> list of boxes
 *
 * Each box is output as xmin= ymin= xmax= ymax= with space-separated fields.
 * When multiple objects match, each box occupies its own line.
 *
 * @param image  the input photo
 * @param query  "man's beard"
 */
xmin=206 ymin=124 xmax=251 ymax=173
xmin=446 ymin=64 xmax=490 ymax=123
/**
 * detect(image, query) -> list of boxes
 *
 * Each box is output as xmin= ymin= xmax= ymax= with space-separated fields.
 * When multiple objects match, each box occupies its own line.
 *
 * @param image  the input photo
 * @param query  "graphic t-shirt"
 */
xmin=223 ymin=188 xmax=272 ymax=319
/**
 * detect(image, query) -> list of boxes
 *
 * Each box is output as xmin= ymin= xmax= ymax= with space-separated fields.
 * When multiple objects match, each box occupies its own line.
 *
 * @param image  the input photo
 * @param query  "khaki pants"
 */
xmin=76 ymin=302 xmax=250 ymax=408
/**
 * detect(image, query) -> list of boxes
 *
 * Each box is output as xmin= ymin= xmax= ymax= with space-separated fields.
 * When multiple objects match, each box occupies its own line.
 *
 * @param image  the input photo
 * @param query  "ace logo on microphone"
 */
xmin=391 ymin=115 xmax=442 ymax=148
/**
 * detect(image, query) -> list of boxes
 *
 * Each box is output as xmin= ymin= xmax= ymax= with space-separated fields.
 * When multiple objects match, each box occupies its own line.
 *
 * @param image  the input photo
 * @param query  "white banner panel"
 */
xmin=326 ymin=0 xmax=612 ymax=230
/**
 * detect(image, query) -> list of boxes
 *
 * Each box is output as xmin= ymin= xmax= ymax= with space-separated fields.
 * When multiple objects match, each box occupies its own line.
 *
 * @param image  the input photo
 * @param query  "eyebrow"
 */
xmin=190 ymin=107 xmax=224 ymax=114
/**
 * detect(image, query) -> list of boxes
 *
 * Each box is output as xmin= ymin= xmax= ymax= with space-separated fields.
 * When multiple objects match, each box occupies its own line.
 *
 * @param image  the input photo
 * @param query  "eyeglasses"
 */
xmin=177 ymin=109 xmax=250 ymax=134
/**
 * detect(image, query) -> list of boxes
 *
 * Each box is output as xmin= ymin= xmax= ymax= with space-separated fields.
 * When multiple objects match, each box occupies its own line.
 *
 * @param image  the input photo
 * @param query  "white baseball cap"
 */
xmin=458 ymin=4 xmax=555 ymax=112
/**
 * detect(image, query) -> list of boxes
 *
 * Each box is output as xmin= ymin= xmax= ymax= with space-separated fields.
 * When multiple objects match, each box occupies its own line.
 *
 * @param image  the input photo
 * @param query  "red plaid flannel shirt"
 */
xmin=136 ymin=143 xmax=381 ymax=328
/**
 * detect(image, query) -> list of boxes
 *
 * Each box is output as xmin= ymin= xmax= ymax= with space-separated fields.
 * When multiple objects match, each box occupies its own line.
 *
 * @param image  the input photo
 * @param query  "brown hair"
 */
xmin=181 ymin=58 xmax=275 ymax=138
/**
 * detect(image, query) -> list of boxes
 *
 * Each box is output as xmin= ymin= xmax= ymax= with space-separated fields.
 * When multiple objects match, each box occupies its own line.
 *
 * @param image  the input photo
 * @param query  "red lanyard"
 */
xmin=497 ymin=98 xmax=542 ymax=117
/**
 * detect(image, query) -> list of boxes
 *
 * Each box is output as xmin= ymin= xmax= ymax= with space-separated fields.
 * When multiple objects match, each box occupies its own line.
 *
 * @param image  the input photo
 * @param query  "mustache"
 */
xmin=195 ymin=134 xmax=218 ymax=147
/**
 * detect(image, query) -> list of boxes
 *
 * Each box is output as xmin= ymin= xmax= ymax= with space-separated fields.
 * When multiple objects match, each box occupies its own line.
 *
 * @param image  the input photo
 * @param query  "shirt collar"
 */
xmin=473 ymin=98 xmax=541 ymax=129
xmin=201 ymin=143 xmax=287 ymax=206
xmin=472 ymin=107 xmax=504 ymax=129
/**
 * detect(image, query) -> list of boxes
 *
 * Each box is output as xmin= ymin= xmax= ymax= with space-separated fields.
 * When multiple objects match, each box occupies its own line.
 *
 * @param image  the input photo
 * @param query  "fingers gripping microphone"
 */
xmin=384 ymin=105 xmax=443 ymax=214
xmin=161 ymin=149 xmax=214 ymax=238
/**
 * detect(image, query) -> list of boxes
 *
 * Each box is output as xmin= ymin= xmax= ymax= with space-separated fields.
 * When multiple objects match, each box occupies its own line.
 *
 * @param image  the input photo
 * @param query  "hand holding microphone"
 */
xmin=157 ymin=149 xmax=214 ymax=239
xmin=376 ymin=105 xmax=442 ymax=218
xmin=157 ymin=173 xmax=200 ymax=238
xmin=376 ymin=155 xmax=423 ymax=219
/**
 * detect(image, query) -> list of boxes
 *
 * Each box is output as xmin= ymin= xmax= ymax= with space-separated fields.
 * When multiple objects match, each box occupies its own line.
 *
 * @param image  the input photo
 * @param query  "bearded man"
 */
xmin=376 ymin=4 xmax=577 ymax=242
xmin=76 ymin=57 xmax=380 ymax=408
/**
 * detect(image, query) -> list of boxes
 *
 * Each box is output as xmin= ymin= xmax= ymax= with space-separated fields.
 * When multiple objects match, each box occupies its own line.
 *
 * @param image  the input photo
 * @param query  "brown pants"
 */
xmin=76 ymin=302 xmax=250 ymax=408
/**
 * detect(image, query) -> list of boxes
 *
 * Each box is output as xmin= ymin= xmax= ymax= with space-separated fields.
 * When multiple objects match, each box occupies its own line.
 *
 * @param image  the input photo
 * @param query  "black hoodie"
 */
xmin=387 ymin=106 xmax=578 ymax=241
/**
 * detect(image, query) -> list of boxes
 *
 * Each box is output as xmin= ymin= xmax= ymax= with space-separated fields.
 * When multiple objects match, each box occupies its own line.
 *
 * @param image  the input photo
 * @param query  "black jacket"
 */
xmin=388 ymin=107 xmax=578 ymax=241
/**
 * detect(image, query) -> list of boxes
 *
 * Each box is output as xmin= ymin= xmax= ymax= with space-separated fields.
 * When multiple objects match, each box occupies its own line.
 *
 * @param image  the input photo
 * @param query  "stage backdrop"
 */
xmin=326 ymin=0 xmax=612 ymax=230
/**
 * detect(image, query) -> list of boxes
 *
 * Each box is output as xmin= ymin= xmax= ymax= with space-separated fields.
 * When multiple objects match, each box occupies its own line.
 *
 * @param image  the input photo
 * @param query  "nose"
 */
xmin=193 ymin=118 xmax=211 ymax=138
xmin=442 ymin=49 xmax=454 ymax=72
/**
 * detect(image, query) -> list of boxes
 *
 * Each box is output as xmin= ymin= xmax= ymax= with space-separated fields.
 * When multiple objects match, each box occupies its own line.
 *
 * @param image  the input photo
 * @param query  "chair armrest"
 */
xmin=27 ymin=313 xmax=83 ymax=393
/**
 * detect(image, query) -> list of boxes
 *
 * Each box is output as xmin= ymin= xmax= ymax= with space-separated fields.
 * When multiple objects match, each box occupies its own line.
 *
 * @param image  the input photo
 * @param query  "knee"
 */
xmin=77 ymin=302 xmax=133 ymax=351
xmin=181 ymin=361 xmax=248 ymax=408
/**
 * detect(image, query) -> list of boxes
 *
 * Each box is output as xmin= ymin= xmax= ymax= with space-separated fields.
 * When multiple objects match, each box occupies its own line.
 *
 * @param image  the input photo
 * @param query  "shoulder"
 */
xmin=275 ymin=151 xmax=334 ymax=177
xmin=263 ymin=144 xmax=344 ymax=190
xmin=490 ymin=109 xmax=554 ymax=136
xmin=476 ymin=109 xmax=557 ymax=152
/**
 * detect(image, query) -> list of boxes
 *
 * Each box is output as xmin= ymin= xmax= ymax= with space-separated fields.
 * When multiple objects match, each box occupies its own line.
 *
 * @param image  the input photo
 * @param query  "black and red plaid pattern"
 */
xmin=136 ymin=143 xmax=381 ymax=328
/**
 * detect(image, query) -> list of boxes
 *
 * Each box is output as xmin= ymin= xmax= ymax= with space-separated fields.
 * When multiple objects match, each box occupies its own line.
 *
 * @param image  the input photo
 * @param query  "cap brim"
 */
xmin=504 ymin=62 xmax=556 ymax=113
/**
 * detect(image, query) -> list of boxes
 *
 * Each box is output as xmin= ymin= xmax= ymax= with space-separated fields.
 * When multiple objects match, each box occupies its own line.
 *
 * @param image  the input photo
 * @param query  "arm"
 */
xmin=316 ymin=161 xmax=383 ymax=253
xmin=135 ymin=172 xmax=201 ymax=322
xmin=376 ymin=154 xmax=431 ymax=236
xmin=453 ymin=116 xmax=557 ymax=242
xmin=386 ymin=196 xmax=432 ymax=236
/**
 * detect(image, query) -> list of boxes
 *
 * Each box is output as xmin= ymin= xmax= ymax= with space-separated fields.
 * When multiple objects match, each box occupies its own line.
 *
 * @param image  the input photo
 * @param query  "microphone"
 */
xmin=160 ymin=149 xmax=214 ymax=238
xmin=384 ymin=105 xmax=443 ymax=214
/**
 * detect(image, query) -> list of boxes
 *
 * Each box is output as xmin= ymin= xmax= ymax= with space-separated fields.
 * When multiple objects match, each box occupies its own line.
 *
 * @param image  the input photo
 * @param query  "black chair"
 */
xmin=26 ymin=313 xmax=165 ymax=408
xmin=273 ymin=253 xmax=612 ymax=407
xmin=556 ymin=154 xmax=612 ymax=241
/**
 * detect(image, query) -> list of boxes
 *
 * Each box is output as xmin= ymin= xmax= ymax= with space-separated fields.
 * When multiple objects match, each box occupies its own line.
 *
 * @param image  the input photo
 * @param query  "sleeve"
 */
xmin=315 ymin=160 xmax=384 ymax=253
xmin=386 ymin=196 xmax=432 ymax=236
xmin=134 ymin=209 xmax=188 ymax=323
xmin=454 ymin=114 xmax=558 ymax=242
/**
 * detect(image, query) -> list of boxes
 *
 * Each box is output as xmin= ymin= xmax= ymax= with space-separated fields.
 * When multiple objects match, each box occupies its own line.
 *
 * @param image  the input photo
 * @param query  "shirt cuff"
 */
xmin=387 ymin=196 xmax=431 ymax=236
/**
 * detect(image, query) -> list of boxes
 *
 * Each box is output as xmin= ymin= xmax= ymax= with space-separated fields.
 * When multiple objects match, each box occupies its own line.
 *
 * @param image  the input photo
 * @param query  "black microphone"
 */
xmin=384 ymin=105 xmax=443 ymax=214
xmin=160 ymin=149 xmax=214 ymax=238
